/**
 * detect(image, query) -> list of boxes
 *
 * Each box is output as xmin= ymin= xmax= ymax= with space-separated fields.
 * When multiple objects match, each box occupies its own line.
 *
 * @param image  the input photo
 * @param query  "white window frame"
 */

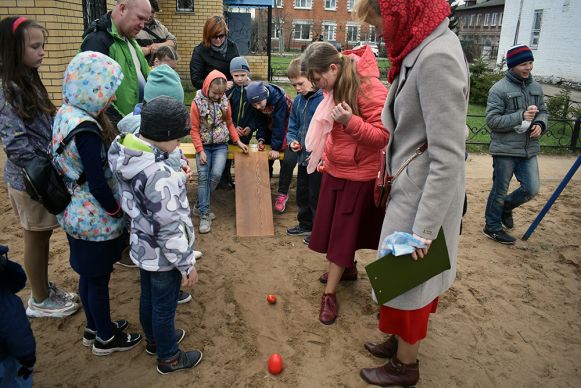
xmin=483 ymin=13 xmax=489 ymax=26
xmin=271 ymin=23 xmax=280 ymax=39
xmin=475 ymin=14 xmax=481 ymax=27
xmin=491 ymin=13 xmax=497 ymax=27
xmin=322 ymin=22 xmax=336 ymax=41
xmin=530 ymin=9 xmax=543 ymax=49
xmin=294 ymin=0 xmax=312 ymax=10
xmin=275 ymin=0 xmax=283 ymax=8
xmin=293 ymin=21 xmax=312 ymax=41
xmin=346 ymin=23 xmax=359 ymax=43
xmin=369 ymin=26 xmax=376 ymax=43
xmin=324 ymin=0 xmax=336 ymax=11
xmin=469 ymin=14 xmax=474 ymax=27
xmin=347 ymin=0 xmax=354 ymax=12
xmin=176 ymin=0 xmax=193 ymax=12
xmin=499 ymin=12 xmax=503 ymax=26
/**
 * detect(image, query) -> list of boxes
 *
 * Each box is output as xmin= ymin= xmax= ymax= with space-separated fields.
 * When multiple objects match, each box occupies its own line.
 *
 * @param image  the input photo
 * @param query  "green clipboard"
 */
xmin=365 ymin=229 xmax=450 ymax=305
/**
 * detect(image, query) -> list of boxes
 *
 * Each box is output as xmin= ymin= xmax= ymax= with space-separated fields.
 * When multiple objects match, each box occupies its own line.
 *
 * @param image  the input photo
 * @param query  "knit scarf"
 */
xmin=211 ymin=40 xmax=228 ymax=58
xmin=379 ymin=0 xmax=450 ymax=83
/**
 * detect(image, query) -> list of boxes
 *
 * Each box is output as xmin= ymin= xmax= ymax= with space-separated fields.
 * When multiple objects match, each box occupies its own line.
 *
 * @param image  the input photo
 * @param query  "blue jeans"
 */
xmin=196 ymin=143 xmax=228 ymax=215
xmin=485 ymin=155 xmax=540 ymax=231
xmin=139 ymin=269 xmax=181 ymax=360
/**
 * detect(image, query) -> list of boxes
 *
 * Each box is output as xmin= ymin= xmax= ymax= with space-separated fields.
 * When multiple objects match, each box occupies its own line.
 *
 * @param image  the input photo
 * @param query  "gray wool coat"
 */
xmin=377 ymin=20 xmax=469 ymax=310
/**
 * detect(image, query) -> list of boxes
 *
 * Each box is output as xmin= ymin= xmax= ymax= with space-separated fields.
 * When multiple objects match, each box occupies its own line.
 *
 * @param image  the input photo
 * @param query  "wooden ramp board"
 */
xmin=234 ymin=151 xmax=274 ymax=237
xmin=179 ymin=143 xmax=284 ymax=160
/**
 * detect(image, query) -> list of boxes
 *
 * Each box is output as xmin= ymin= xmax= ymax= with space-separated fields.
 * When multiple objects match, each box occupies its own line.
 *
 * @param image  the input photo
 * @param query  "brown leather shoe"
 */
xmin=360 ymin=357 xmax=419 ymax=387
xmin=319 ymin=293 xmax=338 ymax=325
xmin=319 ymin=261 xmax=358 ymax=284
xmin=364 ymin=335 xmax=398 ymax=358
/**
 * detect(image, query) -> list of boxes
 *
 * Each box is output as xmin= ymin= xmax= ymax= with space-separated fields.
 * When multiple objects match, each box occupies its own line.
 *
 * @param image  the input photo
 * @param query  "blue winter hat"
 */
xmin=246 ymin=81 xmax=269 ymax=104
xmin=144 ymin=64 xmax=184 ymax=103
xmin=230 ymin=56 xmax=250 ymax=74
xmin=506 ymin=44 xmax=534 ymax=69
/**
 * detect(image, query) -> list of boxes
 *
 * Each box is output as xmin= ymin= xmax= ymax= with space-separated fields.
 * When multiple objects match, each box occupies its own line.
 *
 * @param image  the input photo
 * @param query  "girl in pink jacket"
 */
xmin=302 ymin=42 xmax=389 ymax=325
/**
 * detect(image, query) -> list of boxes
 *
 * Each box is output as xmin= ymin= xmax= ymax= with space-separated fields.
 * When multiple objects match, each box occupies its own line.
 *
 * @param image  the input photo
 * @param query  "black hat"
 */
xmin=140 ymin=96 xmax=190 ymax=141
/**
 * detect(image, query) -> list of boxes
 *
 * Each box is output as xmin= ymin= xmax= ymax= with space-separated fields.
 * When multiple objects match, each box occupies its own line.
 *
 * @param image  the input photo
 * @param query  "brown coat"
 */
xmin=377 ymin=20 xmax=469 ymax=310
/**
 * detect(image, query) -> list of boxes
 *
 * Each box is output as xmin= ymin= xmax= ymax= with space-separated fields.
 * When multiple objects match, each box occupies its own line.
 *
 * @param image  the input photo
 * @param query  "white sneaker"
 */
xmin=199 ymin=215 xmax=212 ymax=234
xmin=194 ymin=250 xmax=203 ymax=259
xmin=192 ymin=206 xmax=216 ymax=220
xmin=26 ymin=290 xmax=79 ymax=318
xmin=48 ymin=282 xmax=79 ymax=303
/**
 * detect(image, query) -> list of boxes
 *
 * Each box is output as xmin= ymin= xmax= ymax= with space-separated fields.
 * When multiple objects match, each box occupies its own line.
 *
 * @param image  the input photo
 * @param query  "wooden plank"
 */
xmin=179 ymin=143 xmax=284 ymax=160
xmin=234 ymin=151 xmax=275 ymax=237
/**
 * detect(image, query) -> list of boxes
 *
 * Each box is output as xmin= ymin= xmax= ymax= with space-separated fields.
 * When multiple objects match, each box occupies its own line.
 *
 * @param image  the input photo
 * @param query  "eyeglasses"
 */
xmin=213 ymin=33 xmax=226 ymax=40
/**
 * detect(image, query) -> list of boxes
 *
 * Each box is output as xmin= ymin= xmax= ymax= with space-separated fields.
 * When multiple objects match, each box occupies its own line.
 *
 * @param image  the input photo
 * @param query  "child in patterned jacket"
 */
xmin=108 ymin=96 xmax=203 ymax=374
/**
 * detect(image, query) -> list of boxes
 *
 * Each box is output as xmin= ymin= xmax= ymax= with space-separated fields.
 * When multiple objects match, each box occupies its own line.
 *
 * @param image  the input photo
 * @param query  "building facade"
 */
xmin=270 ymin=0 xmax=376 ymax=52
xmin=456 ymin=0 xmax=505 ymax=62
xmin=497 ymin=0 xmax=581 ymax=83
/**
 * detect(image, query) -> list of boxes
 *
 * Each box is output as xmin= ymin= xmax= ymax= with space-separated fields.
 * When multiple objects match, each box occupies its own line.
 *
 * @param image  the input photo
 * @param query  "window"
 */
xmin=176 ymin=0 xmax=193 ymax=12
xmin=294 ymin=0 xmax=312 ymax=9
xmin=347 ymin=0 xmax=354 ymax=12
xmin=271 ymin=23 xmax=280 ymax=39
xmin=483 ymin=13 xmax=489 ymax=26
xmin=530 ymin=9 xmax=543 ymax=49
xmin=475 ymin=14 xmax=480 ymax=27
xmin=346 ymin=24 xmax=359 ymax=42
xmin=275 ymin=0 xmax=283 ymax=8
xmin=469 ymin=14 xmax=474 ymax=27
xmin=369 ymin=26 xmax=376 ymax=42
xmin=499 ymin=12 xmax=503 ymax=26
xmin=491 ymin=13 xmax=497 ymax=27
xmin=322 ymin=22 xmax=336 ymax=41
xmin=293 ymin=22 xmax=311 ymax=40
xmin=325 ymin=0 xmax=336 ymax=10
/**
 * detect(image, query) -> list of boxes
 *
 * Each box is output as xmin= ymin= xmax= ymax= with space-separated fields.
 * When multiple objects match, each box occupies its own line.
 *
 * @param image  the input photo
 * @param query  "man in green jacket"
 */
xmin=483 ymin=44 xmax=548 ymax=245
xmin=81 ymin=0 xmax=151 ymax=126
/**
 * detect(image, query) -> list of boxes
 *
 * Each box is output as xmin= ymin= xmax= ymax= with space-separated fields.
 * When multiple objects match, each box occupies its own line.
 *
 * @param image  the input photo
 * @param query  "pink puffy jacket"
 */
xmin=323 ymin=45 xmax=389 ymax=181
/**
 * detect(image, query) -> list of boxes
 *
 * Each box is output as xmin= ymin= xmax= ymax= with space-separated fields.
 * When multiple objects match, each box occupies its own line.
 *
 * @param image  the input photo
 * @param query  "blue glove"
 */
xmin=379 ymin=232 xmax=427 ymax=257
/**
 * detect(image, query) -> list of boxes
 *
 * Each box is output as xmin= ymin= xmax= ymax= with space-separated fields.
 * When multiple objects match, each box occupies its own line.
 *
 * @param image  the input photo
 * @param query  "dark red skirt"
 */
xmin=308 ymin=174 xmax=384 ymax=268
xmin=379 ymin=297 xmax=439 ymax=345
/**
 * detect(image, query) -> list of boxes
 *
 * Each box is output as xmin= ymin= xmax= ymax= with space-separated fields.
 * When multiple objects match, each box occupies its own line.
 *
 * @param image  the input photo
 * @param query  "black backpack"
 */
xmin=22 ymin=126 xmax=101 ymax=215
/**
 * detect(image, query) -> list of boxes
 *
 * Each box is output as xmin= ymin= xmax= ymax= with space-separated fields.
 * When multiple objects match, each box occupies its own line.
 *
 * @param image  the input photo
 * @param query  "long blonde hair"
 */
xmin=302 ymin=42 xmax=361 ymax=116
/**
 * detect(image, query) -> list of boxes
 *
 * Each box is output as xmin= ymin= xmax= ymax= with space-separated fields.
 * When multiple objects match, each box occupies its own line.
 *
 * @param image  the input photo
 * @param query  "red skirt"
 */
xmin=379 ymin=298 xmax=439 ymax=345
xmin=308 ymin=174 xmax=384 ymax=268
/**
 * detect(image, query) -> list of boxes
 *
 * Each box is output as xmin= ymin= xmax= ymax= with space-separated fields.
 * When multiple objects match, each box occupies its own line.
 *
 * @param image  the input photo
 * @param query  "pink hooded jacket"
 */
xmin=323 ymin=45 xmax=389 ymax=181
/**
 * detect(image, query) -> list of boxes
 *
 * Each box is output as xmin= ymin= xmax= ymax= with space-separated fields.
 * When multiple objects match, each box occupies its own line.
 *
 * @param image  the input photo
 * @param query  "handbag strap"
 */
xmin=390 ymin=143 xmax=428 ymax=182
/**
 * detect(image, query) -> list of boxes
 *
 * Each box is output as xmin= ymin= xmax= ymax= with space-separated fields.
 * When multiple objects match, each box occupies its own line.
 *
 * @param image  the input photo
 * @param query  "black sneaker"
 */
xmin=287 ymin=225 xmax=311 ymax=236
xmin=502 ymin=211 xmax=514 ymax=229
xmin=482 ymin=227 xmax=516 ymax=245
xmin=83 ymin=319 xmax=129 ymax=347
xmin=145 ymin=329 xmax=187 ymax=356
xmin=92 ymin=332 xmax=142 ymax=356
xmin=177 ymin=290 xmax=192 ymax=305
xmin=303 ymin=235 xmax=311 ymax=245
xmin=157 ymin=349 xmax=203 ymax=375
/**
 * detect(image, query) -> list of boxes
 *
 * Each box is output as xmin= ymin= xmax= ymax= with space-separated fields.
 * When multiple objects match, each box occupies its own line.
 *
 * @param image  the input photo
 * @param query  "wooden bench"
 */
xmin=179 ymin=143 xmax=284 ymax=160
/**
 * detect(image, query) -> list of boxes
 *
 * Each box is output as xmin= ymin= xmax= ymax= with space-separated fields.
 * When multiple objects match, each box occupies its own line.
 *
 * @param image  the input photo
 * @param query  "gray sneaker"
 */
xmin=48 ymin=282 xmax=79 ymax=303
xmin=199 ymin=215 xmax=212 ymax=234
xmin=26 ymin=290 xmax=80 ymax=318
xmin=192 ymin=206 xmax=216 ymax=220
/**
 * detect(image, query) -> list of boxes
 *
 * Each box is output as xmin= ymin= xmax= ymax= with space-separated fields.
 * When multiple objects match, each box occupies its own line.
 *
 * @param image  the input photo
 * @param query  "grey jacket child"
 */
xmin=486 ymin=70 xmax=548 ymax=158
xmin=108 ymin=133 xmax=195 ymax=277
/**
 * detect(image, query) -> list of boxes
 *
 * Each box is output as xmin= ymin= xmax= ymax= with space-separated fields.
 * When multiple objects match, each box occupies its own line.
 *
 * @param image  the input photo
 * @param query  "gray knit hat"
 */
xmin=230 ymin=56 xmax=250 ymax=74
xmin=140 ymin=96 xmax=190 ymax=141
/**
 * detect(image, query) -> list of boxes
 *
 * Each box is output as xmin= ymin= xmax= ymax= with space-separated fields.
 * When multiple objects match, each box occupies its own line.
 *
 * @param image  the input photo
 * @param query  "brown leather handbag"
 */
xmin=374 ymin=143 xmax=428 ymax=208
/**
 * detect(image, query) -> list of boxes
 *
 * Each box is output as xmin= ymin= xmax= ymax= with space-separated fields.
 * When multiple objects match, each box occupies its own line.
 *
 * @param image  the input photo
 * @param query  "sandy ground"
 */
xmin=1 ymin=151 xmax=580 ymax=388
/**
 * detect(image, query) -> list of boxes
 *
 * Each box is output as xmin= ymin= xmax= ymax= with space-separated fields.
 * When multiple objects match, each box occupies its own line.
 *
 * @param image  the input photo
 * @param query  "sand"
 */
xmin=1 ymin=151 xmax=580 ymax=387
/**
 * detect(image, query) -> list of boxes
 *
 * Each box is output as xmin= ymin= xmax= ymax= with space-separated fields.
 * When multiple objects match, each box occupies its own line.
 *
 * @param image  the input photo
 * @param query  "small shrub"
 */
xmin=469 ymin=58 xmax=504 ymax=105
xmin=546 ymin=87 xmax=577 ymax=120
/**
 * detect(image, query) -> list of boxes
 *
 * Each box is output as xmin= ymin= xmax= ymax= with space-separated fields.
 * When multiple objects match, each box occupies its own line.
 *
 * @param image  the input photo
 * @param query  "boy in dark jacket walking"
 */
xmin=483 ymin=44 xmax=548 ymax=244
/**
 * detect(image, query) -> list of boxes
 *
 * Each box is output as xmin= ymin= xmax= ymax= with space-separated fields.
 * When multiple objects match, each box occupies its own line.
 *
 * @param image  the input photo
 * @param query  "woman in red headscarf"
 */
xmin=354 ymin=0 xmax=469 ymax=386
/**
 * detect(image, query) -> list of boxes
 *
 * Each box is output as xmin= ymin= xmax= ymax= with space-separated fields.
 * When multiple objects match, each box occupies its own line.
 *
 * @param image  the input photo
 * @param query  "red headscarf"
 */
xmin=379 ymin=0 xmax=451 ymax=83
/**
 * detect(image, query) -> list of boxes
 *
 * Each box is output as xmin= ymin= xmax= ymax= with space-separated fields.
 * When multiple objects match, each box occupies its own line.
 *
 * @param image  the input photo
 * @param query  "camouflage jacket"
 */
xmin=108 ymin=133 xmax=195 ymax=276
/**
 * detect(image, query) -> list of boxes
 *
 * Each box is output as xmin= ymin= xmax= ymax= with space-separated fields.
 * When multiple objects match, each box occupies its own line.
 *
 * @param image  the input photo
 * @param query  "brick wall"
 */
xmin=246 ymin=55 xmax=269 ymax=81
xmin=1 ymin=0 xmax=117 ymax=106
xmin=271 ymin=0 xmax=375 ymax=51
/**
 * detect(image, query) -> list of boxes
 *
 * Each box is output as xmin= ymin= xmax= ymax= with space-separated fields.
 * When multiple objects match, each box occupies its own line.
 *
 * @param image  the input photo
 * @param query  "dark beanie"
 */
xmin=140 ymin=96 xmax=190 ymax=141
xmin=506 ymin=44 xmax=534 ymax=69
xmin=246 ymin=81 xmax=269 ymax=104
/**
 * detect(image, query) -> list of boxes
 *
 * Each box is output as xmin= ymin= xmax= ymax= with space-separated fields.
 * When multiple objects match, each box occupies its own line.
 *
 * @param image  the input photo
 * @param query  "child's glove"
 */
xmin=379 ymin=232 xmax=428 ymax=257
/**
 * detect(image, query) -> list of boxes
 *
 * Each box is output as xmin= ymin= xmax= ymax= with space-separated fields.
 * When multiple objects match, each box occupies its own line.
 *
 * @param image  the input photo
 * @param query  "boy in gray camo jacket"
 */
xmin=108 ymin=96 xmax=203 ymax=374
